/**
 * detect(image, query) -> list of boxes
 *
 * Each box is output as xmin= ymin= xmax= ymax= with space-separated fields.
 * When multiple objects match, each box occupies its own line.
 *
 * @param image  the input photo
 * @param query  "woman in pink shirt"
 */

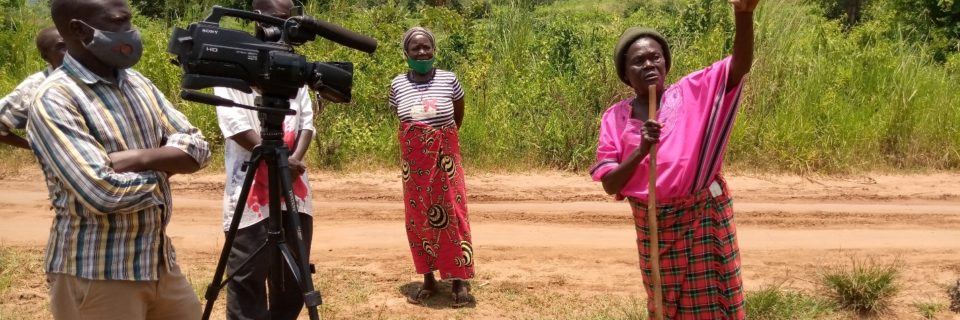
xmin=591 ymin=1 xmax=758 ymax=318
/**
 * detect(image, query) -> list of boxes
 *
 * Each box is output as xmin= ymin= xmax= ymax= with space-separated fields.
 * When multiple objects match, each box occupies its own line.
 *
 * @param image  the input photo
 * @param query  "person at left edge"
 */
xmin=29 ymin=0 xmax=211 ymax=319
xmin=0 ymin=26 xmax=66 ymax=149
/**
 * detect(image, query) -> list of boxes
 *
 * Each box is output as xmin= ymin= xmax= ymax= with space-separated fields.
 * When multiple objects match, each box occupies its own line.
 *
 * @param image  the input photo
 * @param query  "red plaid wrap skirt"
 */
xmin=629 ymin=177 xmax=745 ymax=319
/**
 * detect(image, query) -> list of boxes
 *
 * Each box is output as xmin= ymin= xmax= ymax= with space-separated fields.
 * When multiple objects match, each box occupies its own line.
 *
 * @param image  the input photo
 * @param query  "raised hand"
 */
xmin=727 ymin=0 xmax=757 ymax=90
xmin=729 ymin=0 xmax=759 ymax=13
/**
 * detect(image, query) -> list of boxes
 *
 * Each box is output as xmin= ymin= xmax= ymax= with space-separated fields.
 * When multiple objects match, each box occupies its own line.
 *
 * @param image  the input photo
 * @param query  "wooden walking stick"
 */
xmin=647 ymin=84 xmax=664 ymax=320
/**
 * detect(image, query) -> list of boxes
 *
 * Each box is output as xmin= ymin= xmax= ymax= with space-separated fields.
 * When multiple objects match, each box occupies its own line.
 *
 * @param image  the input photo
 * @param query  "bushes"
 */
xmin=0 ymin=0 xmax=956 ymax=172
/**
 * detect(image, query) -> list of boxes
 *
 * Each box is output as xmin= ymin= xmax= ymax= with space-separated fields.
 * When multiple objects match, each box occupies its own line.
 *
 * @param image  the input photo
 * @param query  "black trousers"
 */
xmin=226 ymin=212 xmax=313 ymax=320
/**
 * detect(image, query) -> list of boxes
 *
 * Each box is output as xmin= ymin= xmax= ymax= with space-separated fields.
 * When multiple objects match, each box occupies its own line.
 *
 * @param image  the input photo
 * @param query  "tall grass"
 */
xmin=733 ymin=0 xmax=960 ymax=172
xmin=820 ymin=258 xmax=901 ymax=316
xmin=0 ymin=5 xmax=48 ymax=90
xmin=0 ymin=0 xmax=957 ymax=173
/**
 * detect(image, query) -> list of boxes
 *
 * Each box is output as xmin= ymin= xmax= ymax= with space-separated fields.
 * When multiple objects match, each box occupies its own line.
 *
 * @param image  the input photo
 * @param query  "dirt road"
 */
xmin=1 ymin=171 xmax=958 ymax=319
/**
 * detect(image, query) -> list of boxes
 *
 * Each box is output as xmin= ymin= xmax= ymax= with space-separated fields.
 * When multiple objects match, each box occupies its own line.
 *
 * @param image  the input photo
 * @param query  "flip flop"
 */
xmin=406 ymin=288 xmax=433 ymax=305
xmin=451 ymin=289 xmax=470 ymax=308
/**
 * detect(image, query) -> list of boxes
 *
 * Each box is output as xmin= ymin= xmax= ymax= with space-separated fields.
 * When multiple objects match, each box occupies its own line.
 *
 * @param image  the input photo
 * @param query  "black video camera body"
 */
xmin=168 ymin=6 xmax=375 ymax=105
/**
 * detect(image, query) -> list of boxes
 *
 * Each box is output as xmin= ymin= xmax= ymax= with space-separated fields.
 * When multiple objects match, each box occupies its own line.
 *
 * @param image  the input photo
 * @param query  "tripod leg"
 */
xmin=268 ymin=214 xmax=314 ymax=318
xmin=276 ymin=243 xmax=303 ymax=283
xmin=269 ymin=149 xmax=322 ymax=320
xmin=203 ymin=151 xmax=263 ymax=320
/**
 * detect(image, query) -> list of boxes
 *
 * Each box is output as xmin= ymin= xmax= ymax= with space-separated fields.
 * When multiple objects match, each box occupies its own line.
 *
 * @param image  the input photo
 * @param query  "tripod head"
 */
xmin=255 ymin=95 xmax=293 ymax=137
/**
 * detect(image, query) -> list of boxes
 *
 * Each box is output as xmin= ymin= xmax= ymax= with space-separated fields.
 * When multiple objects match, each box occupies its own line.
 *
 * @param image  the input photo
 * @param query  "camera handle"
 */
xmin=181 ymin=90 xmax=296 ymax=116
xmin=199 ymin=6 xmax=377 ymax=54
xmin=203 ymin=5 xmax=286 ymax=27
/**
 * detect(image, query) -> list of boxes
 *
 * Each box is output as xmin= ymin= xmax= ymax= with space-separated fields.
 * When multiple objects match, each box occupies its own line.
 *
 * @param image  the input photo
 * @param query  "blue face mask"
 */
xmin=74 ymin=20 xmax=143 ymax=69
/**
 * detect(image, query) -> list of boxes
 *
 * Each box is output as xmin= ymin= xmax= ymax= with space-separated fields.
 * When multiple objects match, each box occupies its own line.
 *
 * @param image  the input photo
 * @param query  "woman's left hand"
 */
xmin=729 ymin=0 xmax=759 ymax=12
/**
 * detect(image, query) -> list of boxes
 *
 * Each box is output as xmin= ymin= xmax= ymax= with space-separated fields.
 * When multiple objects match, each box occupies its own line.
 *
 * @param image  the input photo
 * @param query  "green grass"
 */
xmin=913 ymin=301 xmax=945 ymax=319
xmin=591 ymin=287 xmax=848 ymax=320
xmin=0 ymin=247 xmax=46 ymax=320
xmin=546 ymin=0 xmax=629 ymax=14
xmin=0 ymin=247 xmax=18 ymax=295
xmin=820 ymin=258 xmax=900 ymax=316
xmin=0 ymin=0 xmax=957 ymax=173
xmin=0 ymin=246 xmax=42 ymax=296
xmin=746 ymin=286 xmax=835 ymax=319
xmin=586 ymin=297 xmax=647 ymax=320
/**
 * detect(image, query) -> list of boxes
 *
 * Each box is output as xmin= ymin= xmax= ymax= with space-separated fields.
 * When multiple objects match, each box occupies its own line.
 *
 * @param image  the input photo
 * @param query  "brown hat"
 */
xmin=614 ymin=27 xmax=671 ymax=85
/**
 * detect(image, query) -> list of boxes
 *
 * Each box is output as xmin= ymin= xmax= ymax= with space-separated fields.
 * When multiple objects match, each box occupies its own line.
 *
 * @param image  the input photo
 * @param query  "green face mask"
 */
xmin=407 ymin=57 xmax=435 ymax=74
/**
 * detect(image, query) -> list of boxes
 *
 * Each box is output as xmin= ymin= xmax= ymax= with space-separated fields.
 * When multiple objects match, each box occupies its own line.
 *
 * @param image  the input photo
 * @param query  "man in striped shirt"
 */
xmin=0 ymin=26 xmax=65 ymax=149
xmin=28 ymin=0 xmax=211 ymax=319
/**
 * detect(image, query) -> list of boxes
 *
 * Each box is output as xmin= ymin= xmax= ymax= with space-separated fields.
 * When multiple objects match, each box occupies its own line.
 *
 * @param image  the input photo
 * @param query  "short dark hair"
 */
xmin=36 ymin=26 xmax=60 ymax=53
xmin=50 ymin=0 xmax=82 ymax=34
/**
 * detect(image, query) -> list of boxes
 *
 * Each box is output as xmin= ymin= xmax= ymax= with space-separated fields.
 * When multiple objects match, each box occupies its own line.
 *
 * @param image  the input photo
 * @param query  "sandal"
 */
xmin=451 ymin=289 xmax=470 ymax=308
xmin=406 ymin=288 xmax=433 ymax=304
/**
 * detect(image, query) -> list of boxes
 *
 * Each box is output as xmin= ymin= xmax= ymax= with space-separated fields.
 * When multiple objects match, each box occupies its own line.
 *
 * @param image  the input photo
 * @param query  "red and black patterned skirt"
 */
xmin=399 ymin=122 xmax=474 ymax=280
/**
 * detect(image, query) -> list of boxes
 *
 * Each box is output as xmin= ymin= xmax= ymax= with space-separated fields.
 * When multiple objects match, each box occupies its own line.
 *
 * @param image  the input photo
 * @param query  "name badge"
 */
xmin=411 ymin=98 xmax=439 ymax=120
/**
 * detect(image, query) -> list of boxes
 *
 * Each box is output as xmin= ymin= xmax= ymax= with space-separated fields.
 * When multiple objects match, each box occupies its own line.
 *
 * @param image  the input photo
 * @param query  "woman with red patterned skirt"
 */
xmin=590 ymin=0 xmax=759 ymax=318
xmin=389 ymin=26 xmax=474 ymax=308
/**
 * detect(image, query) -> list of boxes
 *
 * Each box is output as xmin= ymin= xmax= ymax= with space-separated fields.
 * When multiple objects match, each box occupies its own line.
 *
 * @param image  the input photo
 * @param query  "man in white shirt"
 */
xmin=0 ymin=26 xmax=65 ymax=149
xmin=214 ymin=2 xmax=316 ymax=319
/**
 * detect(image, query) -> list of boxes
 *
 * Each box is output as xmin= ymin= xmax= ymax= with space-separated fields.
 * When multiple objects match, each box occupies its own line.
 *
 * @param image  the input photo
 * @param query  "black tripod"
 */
xmin=202 ymin=95 xmax=322 ymax=320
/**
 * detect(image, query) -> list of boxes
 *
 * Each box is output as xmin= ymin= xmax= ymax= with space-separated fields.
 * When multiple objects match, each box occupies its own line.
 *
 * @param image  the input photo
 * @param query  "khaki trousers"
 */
xmin=47 ymin=263 xmax=201 ymax=320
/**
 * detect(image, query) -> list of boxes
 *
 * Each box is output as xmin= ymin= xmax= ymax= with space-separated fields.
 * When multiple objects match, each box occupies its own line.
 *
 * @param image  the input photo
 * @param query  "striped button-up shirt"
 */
xmin=27 ymin=54 xmax=211 ymax=281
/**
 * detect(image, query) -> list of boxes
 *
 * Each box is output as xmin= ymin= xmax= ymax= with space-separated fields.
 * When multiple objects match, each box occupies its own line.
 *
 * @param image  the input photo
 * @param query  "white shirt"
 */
xmin=0 ymin=68 xmax=51 ymax=135
xmin=215 ymin=86 xmax=315 ymax=231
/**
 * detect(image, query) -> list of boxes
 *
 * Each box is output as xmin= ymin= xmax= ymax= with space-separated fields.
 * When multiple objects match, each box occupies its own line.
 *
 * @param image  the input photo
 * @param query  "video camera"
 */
xmin=168 ymin=8 xmax=379 ymax=320
xmin=167 ymin=6 xmax=377 ymax=109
